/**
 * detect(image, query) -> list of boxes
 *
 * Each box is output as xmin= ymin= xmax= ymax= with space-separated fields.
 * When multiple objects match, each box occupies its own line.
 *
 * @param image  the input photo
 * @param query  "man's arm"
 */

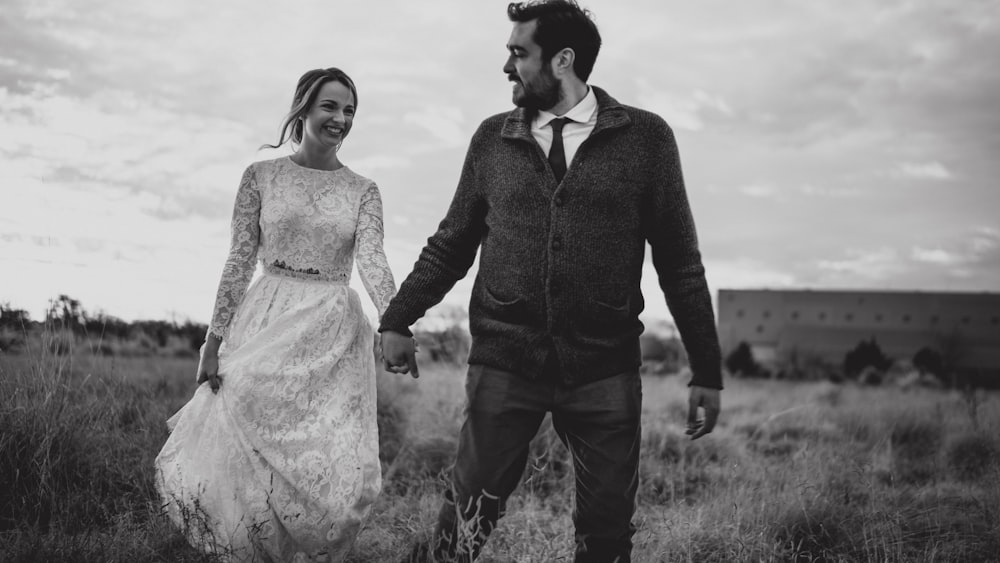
xmin=644 ymin=120 xmax=723 ymax=391
xmin=642 ymin=119 xmax=723 ymax=439
xmin=378 ymin=124 xmax=490 ymax=338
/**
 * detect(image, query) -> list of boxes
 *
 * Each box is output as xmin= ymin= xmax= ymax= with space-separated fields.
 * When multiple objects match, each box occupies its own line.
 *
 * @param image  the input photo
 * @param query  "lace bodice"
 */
xmin=208 ymin=156 xmax=396 ymax=339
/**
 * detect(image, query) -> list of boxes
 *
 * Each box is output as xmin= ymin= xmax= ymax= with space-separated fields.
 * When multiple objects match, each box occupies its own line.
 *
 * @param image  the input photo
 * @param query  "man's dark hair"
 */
xmin=507 ymin=0 xmax=601 ymax=82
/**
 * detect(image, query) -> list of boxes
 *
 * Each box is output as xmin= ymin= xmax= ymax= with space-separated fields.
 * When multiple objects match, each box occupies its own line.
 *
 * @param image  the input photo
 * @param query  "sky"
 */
xmin=2 ymin=0 xmax=999 ymax=327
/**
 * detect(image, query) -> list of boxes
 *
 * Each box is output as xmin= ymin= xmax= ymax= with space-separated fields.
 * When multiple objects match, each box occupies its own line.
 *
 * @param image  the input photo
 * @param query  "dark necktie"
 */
xmin=548 ymin=117 xmax=569 ymax=183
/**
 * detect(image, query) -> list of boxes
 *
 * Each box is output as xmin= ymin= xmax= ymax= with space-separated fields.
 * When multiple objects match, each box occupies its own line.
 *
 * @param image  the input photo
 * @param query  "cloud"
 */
xmin=349 ymin=155 xmax=412 ymax=174
xmin=911 ymin=247 xmax=963 ymax=265
xmin=402 ymin=106 xmax=467 ymax=149
xmin=634 ymin=81 xmax=733 ymax=132
xmin=0 ymin=85 xmax=257 ymax=222
xmin=911 ymin=226 xmax=1000 ymax=267
xmin=799 ymin=184 xmax=863 ymax=198
xmin=817 ymin=248 xmax=902 ymax=280
xmin=3 ymin=0 xmax=1000 ymax=321
xmin=738 ymin=183 xmax=780 ymax=199
xmin=893 ymin=161 xmax=953 ymax=180
xmin=701 ymin=259 xmax=798 ymax=289
xmin=971 ymin=227 xmax=1000 ymax=254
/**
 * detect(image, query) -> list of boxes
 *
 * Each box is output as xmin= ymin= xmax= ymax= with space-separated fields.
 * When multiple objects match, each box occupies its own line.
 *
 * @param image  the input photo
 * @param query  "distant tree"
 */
xmin=84 ymin=313 xmax=131 ymax=340
xmin=41 ymin=295 xmax=209 ymax=353
xmin=775 ymin=347 xmax=839 ymax=381
xmin=176 ymin=320 xmax=209 ymax=351
xmin=131 ymin=320 xmax=175 ymax=347
xmin=0 ymin=303 xmax=32 ymax=330
xmin=843 ymin=338 xmax=892 ymax=378
xmin=913 ymin=347 xmax=944 ymax=377
xmin=0 ymin=303 xmax=31 ymax=353
xmin=725 ymin=341 xmax=759 ymax=376
xmin=46 ymin=294 xmax=88 ymax=334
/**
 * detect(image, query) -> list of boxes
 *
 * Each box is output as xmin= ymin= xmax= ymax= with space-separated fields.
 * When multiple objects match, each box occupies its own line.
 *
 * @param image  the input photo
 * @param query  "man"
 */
xmin=381 ymin=1 xmax=722 ymax=561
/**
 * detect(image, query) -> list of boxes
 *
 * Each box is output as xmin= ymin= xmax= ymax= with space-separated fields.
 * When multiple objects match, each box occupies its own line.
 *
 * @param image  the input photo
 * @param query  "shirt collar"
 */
xmin=534 ymin=86 xmax=598 ymax=129
xmin=503 ymin=86 xmax=629 ymax=142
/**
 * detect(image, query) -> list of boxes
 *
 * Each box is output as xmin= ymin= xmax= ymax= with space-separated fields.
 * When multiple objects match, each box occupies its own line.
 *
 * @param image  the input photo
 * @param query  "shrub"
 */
xmin=858 ymin=365 xmax=883 ymax=386
xmin=843 ymin=338 xmax=892 ymax=378
xmin=889 ymin=416 xmax=942 ymax=484
xmin=912 ymin=346 xmax=944 ymax=377
xmin=639 ymin=333 xmax=686 ymax=374
xmin=776 ymin=348 xmax=842 ymax=382
xmin=0 ymin=328 xmax=25 ymax=353
xmin=946 ymin=432 xmax=998 ymax=481
xmin=0 ymin=304 xmax=32 ymax=330
xmin=415 ymin=325 xmax=470 ymax=365
xmin=773 ymin=501 xmax=851 ymax=560
xmin=383 ymin=437 xmax=456 ymax=494
xmin=724 ymin=341 xmax=759 ymax=376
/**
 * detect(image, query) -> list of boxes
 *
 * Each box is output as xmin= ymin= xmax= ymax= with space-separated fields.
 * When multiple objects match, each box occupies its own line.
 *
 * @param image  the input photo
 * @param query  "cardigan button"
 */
xmin=551 ymin=237 xmax=562 ymax=251
xmin=553 ymin=195 xmax=564 ymax=206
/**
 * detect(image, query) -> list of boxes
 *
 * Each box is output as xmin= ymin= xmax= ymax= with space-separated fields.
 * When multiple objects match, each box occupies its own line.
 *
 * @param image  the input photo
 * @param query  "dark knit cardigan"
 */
xmin=380 ymin=87 xmax=723 ymax=389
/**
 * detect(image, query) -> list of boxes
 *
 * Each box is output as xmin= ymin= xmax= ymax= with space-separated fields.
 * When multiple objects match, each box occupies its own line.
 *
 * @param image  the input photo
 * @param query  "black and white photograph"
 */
xmin=1 ymin=0 xmax=998 ymax=561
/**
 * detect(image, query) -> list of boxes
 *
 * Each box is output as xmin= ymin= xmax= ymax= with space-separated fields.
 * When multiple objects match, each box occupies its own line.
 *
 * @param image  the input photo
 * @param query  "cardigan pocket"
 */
xmin=570 ymin=293 xmax=632 ymax=344
xmin=480 ymin=284 xmax=530 ymax=325
xmin=591 ymin=296 xmax=630 ymax=318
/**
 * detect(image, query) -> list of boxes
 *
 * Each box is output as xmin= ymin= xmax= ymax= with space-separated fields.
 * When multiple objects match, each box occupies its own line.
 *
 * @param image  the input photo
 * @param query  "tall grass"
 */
xmin=0 ymin=331 xmax=209 ymax=562
xmin=2 ymin=331 xmax=999 ymax=562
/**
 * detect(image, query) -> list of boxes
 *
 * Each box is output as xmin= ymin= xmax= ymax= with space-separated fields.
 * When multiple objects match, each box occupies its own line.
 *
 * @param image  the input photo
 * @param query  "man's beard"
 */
xmin=513 ymin=67 xmax=561 ymax=111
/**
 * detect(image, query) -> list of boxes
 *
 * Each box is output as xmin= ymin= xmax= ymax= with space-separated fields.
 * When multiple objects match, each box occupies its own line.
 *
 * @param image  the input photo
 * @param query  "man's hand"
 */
xmin=686 ymin=385 xmax=721 ymax=440
xmin=380 ymin=330 xmax=419 ymax=378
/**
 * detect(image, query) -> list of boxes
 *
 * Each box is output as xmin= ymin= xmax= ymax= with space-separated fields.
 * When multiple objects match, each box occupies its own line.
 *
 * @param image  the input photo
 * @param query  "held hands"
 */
xmin=686 ymin=385 xmax=721 ymax=440
xmin=380 ymin=330 xmax=420 ymax=378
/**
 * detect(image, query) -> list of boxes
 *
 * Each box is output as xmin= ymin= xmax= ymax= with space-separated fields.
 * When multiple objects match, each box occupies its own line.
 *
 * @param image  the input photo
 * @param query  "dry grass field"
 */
xmin=1 ymin=331 xmax=999 ymax=562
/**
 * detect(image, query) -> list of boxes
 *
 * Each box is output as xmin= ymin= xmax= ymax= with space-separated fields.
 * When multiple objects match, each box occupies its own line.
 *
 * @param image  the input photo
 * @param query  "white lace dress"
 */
xmin=155 ymin=156 xmax=396 ymax=562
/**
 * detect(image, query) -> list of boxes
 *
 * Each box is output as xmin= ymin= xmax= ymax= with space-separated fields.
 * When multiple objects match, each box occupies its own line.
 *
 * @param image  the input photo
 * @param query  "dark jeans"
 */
xmin=430 ymin=364 xmax=642 ymax=563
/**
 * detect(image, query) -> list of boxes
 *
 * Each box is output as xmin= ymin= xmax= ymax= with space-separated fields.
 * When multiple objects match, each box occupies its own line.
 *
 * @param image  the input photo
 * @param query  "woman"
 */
xmin=155 ymin=67 xmax=397 ymax=562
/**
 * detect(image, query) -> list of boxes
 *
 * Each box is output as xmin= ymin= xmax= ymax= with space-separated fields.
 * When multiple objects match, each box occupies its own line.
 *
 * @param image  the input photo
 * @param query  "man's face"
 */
xmin=503 ymin=20 xmax=560 ymax=111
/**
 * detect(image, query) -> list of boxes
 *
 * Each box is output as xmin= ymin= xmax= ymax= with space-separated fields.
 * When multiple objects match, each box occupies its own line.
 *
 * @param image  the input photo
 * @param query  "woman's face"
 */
xmin=300 ymin=80 xmax=355 ymax=152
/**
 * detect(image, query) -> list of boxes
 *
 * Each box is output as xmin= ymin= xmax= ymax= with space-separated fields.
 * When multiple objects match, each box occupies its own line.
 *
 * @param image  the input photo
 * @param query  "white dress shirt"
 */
xmin=531 ymin=86 xmax=598 ymax=167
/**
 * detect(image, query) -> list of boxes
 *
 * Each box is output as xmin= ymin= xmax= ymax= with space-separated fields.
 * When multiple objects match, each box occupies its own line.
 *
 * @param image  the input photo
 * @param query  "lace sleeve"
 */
xmin=355 ymin=181 xmax=397 ymax=319
xmin=208 ymin=165 xmax=261 ymax=340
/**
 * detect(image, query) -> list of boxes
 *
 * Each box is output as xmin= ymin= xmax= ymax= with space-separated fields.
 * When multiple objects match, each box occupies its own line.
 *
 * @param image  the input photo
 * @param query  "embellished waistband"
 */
xmin=263 ymin=263 xmax=349 ymax=284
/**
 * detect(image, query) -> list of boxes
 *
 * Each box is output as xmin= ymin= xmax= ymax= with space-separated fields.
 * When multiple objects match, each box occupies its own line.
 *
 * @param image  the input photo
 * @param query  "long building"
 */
xmin=716 ymin=289 xmax=1000 ymax=371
